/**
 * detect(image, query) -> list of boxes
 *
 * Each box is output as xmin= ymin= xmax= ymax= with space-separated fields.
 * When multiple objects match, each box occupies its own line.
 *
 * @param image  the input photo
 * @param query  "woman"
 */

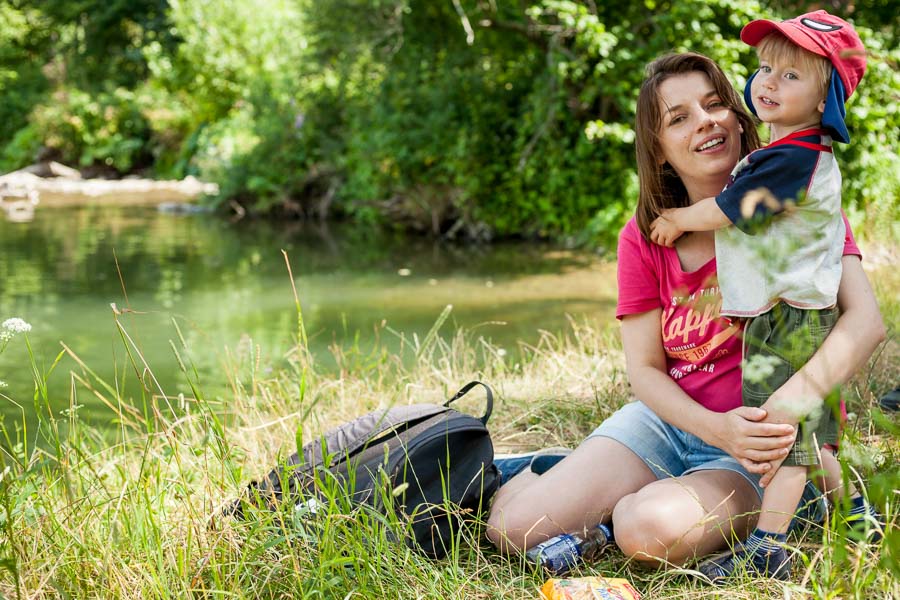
xmin=486 ymin=53 xmax=885 ymax=568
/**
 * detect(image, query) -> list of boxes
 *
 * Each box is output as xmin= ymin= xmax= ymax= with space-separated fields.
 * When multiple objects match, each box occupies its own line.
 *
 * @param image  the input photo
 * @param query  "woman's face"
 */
xmin=656 ymin=72 xmax=743 ymax=198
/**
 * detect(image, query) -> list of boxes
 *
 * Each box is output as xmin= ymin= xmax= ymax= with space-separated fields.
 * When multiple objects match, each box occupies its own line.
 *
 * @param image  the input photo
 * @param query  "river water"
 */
xmin=0 ymin=206 xmax=617 ymax=431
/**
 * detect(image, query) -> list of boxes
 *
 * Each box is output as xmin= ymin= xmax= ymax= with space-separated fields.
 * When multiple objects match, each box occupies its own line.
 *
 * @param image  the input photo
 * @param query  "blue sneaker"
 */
xmin=697 ymin=542 xmax=792 ymax=584
xmin=879 ymin=387 xmax=900 ymax=411
xmin=845 ymin=495 xmax=884 ymax=543
xmin=494 ymin=448 xmax=572 ymax=485
xmin=493 ymin=454 xmax=534 ymax=486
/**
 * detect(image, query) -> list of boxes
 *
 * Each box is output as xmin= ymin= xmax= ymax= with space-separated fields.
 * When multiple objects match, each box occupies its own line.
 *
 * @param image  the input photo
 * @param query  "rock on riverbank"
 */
xmin=0 ymin=161 xmax=218 ymax=221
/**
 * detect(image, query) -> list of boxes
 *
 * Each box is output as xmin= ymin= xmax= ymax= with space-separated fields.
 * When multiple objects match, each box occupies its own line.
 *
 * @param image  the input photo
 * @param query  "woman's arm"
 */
xmin=621 ymin=309 xmax=796 ymax=473
xmin=758 ymin=255 xmax=886 ymax=485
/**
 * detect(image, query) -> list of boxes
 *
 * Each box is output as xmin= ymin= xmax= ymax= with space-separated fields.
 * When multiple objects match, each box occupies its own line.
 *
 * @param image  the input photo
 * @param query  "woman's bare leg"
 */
xmin=487 ymin=436 xmax=656 ymax=552
xmin=613 ymin=469 xmax=761 ymax=566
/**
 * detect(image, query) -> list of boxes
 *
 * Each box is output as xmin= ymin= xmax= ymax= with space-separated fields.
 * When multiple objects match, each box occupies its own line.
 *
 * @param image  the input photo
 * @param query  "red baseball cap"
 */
xmin=741 ymin=10 xmax=866 ymax=97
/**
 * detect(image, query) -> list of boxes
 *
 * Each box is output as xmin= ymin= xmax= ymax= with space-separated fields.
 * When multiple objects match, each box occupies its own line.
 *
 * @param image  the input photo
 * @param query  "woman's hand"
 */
xmin=714 ymin=406 xmax=796 ymax=474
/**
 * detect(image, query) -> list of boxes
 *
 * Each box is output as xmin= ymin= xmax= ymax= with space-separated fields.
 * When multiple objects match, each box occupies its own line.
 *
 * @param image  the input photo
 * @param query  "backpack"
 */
xmin=226 ymin=381 xmax=501 ymax=559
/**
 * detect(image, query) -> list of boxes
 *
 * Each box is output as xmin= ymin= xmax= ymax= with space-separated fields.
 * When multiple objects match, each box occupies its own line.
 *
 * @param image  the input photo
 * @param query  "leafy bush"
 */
xmin=31 ymin=87 xmax=152 ymax=173
xmin=838 ymin=30 xmax=900 ymax=241
xmin=0 ymin=3 xmax=50 ymax=166
xmin=0 ymin=123 xmax=43 ymax=173
xmin=197 ymin=0 xmax=897 ymax=245
xmin=1 ymin=0 xmax=897 ymax=243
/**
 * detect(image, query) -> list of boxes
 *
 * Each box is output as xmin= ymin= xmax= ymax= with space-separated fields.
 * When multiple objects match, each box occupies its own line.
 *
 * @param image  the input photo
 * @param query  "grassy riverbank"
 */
xmin=1 ymin=255 xmax=897 ymax=599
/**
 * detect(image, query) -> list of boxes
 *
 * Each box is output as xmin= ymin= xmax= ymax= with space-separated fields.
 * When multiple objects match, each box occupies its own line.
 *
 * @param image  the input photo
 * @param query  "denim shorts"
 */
xmin=589 ymin=401 xmax=765 ymax=501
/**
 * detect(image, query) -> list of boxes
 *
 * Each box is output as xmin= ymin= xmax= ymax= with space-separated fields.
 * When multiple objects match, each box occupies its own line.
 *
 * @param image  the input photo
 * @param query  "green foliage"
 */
xmin=31 ymin=87 xmax=152 ymax=172
xmin=33 ymin=0 xmax=177 ymax=91
xmin=0 ymin=0 xmax=181 ymax=175
xmin=162 ymin=0 xmax=324 ymax=211
xmin=0 ymin=0 xmax=897 ymax=242
xmin=308 ymin=0 xmax=768 ymax=245
xmin=186 ymin=0 xmax=896 ymax=245
xmin=0 ymin=123 xmax=42 ymax=173
xmin=0 ymin=3 xmax=51 ymax=147
xmin=137 ymin=85 xmax=199 ymax=179
xmin=838 ymin=30 xmax=900 ymax=241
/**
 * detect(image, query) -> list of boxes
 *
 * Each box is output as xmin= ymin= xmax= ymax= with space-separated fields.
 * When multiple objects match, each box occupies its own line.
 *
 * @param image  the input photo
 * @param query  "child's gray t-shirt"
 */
xmin=714 ymin=129 xmax=844 ymax=318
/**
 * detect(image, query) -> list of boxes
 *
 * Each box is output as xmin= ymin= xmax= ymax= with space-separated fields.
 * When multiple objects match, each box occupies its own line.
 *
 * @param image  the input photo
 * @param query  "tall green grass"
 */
xmin=0 ymin=260 xmax=897 ymax=599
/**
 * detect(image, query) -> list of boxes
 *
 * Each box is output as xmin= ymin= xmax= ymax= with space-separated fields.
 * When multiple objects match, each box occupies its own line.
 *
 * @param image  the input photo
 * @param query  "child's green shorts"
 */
xmin=742 ymin=302 xmax=839 ymax=467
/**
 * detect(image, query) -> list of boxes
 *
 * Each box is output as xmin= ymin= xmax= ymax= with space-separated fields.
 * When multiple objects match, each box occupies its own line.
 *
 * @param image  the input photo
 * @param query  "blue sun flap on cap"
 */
xmin=822 ymin=68 xmax=849 ymax=143
xmin=744 ymin=70 xmax=759 ymax=117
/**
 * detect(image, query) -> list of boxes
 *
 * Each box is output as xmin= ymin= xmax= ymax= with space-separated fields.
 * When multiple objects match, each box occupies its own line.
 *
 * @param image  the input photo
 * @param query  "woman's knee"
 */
xmin=612 ymin=491 xmax=704 ymax=564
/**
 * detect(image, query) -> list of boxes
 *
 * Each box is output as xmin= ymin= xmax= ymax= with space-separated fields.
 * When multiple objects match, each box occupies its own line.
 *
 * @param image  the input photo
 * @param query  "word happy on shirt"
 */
xmin=661 ymin=284 xmax=740 ymax=378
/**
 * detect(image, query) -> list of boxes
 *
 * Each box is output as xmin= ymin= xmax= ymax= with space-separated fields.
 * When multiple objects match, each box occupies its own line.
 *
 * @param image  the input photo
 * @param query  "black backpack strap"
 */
xmin=444 ymin=380 xmax=493 ymax=425
xmin=300 ymin=404 xmax=447 ymax=470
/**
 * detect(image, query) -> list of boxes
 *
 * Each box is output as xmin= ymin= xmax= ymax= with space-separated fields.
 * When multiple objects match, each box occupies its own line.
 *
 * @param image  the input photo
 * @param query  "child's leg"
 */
xmin=758 ymin=465 xmax=808 ymax=534
xmin=702 ymin=306 xmax=826 ymax=583
xmin=699 ymin=466 xmax=805 ymax=582
xmin=816 ymin=449 xmax=855 ymax=501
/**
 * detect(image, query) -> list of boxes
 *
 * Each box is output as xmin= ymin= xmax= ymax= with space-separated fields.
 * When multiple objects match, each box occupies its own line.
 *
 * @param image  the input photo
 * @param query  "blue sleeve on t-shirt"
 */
xmin=715 ymin=143 xmax=820 ymax=234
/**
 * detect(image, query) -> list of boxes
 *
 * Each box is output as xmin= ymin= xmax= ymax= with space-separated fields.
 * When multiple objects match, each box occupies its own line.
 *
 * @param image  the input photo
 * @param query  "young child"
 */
xmin=648 ymin=10 xmax=879 ymax=581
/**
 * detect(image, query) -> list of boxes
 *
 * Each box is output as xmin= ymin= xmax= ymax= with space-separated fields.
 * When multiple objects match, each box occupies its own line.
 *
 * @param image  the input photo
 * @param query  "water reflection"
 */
xmin=0 ymin=206 xmax=616 ymax=430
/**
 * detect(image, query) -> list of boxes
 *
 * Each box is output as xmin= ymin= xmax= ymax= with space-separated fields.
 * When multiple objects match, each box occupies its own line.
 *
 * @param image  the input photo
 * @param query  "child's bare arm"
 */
xmin=649 ymin=210 xmax=684 ymax=247
xmin=650 ymin=197 xmax=731 ymax=247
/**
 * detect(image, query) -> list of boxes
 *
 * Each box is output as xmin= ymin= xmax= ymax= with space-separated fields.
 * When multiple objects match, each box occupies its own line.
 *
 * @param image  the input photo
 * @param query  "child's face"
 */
xmin=751 ymin=55 xmax=827 ymax=136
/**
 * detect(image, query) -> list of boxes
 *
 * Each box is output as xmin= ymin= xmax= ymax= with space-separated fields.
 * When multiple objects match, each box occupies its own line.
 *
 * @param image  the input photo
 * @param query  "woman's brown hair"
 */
xmin=634 ymin=53 xmax=761 ymax=239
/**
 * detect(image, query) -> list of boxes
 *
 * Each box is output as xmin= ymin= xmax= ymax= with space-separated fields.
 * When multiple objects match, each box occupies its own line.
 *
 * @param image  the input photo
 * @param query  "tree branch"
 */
xmin=451 ymin=0 xmax=475 ymax=46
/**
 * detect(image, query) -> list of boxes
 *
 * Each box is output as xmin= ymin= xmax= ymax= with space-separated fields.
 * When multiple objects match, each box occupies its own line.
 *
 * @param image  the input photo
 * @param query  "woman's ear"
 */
xmin=738 ymin=123 xmax=744 ymax=134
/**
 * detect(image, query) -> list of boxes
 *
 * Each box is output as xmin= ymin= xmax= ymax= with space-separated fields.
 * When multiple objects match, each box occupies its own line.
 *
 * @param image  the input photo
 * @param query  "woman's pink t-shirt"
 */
xmin=616 ymin=216 xmax=860 ymax=413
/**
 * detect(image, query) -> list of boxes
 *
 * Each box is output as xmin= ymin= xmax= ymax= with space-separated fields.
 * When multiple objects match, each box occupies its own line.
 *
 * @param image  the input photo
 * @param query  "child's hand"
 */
xmin=650 ymin=210 xmax=683 ymax=247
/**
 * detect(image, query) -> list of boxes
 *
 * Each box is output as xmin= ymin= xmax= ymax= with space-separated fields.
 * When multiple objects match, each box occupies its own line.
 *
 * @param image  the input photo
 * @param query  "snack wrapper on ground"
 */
xmin=540 ymin=576 xmax=642 ymax=600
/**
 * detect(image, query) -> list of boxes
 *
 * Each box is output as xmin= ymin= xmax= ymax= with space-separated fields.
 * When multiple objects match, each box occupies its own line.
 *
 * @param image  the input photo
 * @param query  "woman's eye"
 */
xmin=669 ymin=115 xmax=685 ymax=125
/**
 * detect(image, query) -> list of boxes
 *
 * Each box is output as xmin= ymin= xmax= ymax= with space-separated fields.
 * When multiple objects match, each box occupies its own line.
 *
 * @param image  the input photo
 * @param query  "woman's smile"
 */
xmin=695 ymin=135 xmax=727 ymax=153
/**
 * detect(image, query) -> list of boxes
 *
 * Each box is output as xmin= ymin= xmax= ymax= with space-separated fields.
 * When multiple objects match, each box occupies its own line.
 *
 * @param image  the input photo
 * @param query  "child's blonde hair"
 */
xmin=756 ymin=32 xmax=831 ymax=98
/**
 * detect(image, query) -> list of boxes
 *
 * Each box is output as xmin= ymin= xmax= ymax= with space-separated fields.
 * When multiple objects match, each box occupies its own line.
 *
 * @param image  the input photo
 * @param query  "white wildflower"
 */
xmin=60 ymin=404 xmax=84 ymax=417
xmin=766 ymin=392 xmax=824 ymax=422
xmin=741 ymin=354 xmax=782 ymax=384
xmin=838 ymin=439 xmax=877 ymax=469
xmin=1 ymin=317 xmax=32 ymax=349
xmin=2 ymin=318 xmax=32 ymax=334
xmin=0 ymin=380 xmax=6 ymax=388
